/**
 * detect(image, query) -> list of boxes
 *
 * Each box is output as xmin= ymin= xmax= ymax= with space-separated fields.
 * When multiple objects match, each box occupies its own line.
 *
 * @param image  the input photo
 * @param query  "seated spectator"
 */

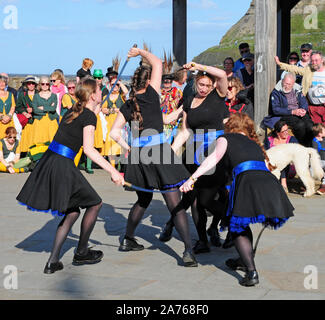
xmin=0 ymin=127 xmax=27 ymax=173
xmin=76 ymin=58 xmax=94 ymax=83
xmin=235 ymin=52 xmax=254 ymax=103
xmin=275 ymin=50 xmax=325 ymax=124
xmin=311 ymin=123 xmax=325 ymax=195
xmin=280 ymin=52 xmax=300 ymax=82
xmin=233 ymin=42 xmax=251 ymax=73
xmin=0 ymin=74 xmax=16 ymax=140
xmin=264 ymin=72 xmax=313 ymax=146
xmin=223 ymin=57 xmax=235 ymax=77
xmin=265 ymin=120 xmax=298 ymax=192
xmin=32 ymin=76 xmax=59 ymax=144
xmin=225 ymin=76 xmax=253 ymax=119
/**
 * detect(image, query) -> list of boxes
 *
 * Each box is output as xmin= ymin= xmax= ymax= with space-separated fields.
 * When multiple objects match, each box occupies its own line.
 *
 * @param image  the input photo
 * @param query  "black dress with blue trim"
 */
xmin=220 ymin=133 xmax=294 ymax=233
xmin=17 ymin=108 xmax=102 ymax=216
xmin=119 ymin=85 xmax=190 ymax=191
xmin=182 ymin=89 xmax=230 ymax=188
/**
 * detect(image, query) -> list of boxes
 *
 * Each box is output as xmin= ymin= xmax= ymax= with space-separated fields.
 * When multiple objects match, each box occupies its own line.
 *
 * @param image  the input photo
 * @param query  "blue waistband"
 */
xmin=313 ymin=138 xmax=325 ymax=152
xmin=49 ymin=140 xmax=77 ymax=160
xmin=132 ymin=132 xmax=167 ymax=147
xmin=190 ymin=130 xmax=224 ymax=165
xmin=227 ymin=160 xmax=269 ymax=216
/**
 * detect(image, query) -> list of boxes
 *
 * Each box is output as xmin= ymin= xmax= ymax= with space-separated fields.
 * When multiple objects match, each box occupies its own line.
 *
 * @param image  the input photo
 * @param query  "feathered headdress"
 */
xmin=162 ymin=50 xmax=173 ymax=75
xmin=112 ymin=55 xmax=121 ymax=74
xmin=140 ymin=42 xmax=152 ymax=68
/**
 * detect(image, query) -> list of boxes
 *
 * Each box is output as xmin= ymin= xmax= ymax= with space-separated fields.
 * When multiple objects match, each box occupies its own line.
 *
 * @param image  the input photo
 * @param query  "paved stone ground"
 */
xmin=0 ymin=170 xmax=324 ymax=300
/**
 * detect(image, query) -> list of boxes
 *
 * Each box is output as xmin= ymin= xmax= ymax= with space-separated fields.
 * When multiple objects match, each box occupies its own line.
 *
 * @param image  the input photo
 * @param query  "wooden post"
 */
xmin=173 ymin=0 xmax=187 ymax=68
xmin=254 ymin=0 xmax=277 ymax=127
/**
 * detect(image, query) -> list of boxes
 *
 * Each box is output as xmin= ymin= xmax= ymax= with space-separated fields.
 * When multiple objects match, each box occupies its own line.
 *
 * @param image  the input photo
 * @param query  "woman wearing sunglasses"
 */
xmin=61 ymin=80 xmax=77 ymax=119
xmin=0 ymin=127 xmax=26 ymax=173
xmin=50 ymin=70 xmax=67 ymax=115
xmin=225 ymin=76 xmax=253 ymax=119
xmin=32 ymin=76 xmax=59 ymax=145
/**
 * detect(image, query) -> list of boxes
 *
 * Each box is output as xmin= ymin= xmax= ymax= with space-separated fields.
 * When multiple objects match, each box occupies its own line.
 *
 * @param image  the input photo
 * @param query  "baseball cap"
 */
xmin=300 ymin=43 xmax=312 ymax=51
xmin=242 ymin=53 xmax=254 ymax=61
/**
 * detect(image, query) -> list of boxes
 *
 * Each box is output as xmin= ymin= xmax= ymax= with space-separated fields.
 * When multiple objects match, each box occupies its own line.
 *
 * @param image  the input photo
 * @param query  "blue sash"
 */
xmin=49 ymin=140 xmax=77 ymax=160
xmin=227 ymin=160 xmax=269 ymax=216
xmin=313 ymin=138 xmax=325 ymax=153
xmin=132 ymin=132 xmax=167 ymax=147
xmin=190 ymin=130 xmax=224 ymax=165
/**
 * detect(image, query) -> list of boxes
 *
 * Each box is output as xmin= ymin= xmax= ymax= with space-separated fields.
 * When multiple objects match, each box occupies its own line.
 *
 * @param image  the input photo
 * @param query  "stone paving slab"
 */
xmin=0 ymin=170 xmax=324 ymax=300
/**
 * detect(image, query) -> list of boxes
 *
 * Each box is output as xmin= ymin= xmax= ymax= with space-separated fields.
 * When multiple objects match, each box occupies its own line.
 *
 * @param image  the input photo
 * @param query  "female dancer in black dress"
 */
xmin=180 ymin=113 xmax=294 ymax=286
xmin=160 ymin=62 xmax=229 ymax=254
xmin=17 ymin=78 xmax=125 ymax=274
xmin=110 ymin=46 xmax=197 ymax=267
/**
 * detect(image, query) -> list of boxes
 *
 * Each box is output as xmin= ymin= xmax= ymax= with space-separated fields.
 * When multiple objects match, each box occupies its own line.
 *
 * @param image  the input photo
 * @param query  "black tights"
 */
xmin=166 ymin=187 xmax=227 ymax=243
xmin=48 ymin=202 xmax=102 ymax=264
xmin=125 ymin=190 xmax=192 ymax=251
xmin=231 ymin=227 xmax=256 ymax=271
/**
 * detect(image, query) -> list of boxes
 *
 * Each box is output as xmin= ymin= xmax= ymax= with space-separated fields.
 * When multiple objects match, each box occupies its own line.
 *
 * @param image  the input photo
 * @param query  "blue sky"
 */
xmin=0 ymin=0 xmax=251 ymax=76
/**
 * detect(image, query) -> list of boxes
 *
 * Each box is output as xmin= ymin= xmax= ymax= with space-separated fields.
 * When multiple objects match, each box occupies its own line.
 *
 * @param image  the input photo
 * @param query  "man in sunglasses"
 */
xmin=233 ymin=43 xmax=251 ymax=73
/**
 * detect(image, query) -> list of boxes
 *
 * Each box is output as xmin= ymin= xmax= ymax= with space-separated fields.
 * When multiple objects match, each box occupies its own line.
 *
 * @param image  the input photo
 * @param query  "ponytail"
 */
xmin=65 ymin=77 xmax=97 ymax=124
xmin=129 ymin=66 xmax=151 ymax=131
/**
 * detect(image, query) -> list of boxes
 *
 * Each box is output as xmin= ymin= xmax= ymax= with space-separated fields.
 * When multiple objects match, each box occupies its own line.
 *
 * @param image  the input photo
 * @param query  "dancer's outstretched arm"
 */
xmin=180 ymin=137 xmax=228 ymax=192
xmin=83 ymin=125 xmax=125 ymax=185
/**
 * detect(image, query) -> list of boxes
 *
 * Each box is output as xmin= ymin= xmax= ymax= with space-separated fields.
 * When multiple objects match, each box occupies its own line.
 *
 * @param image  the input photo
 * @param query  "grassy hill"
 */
xmin=193 ymin=0 xmax=325 ymax=66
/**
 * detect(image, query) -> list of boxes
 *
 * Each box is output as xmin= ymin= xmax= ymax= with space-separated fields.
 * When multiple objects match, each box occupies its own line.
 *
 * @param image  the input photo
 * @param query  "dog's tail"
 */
xmin=308 ymin=148 xmax=324 ymax=181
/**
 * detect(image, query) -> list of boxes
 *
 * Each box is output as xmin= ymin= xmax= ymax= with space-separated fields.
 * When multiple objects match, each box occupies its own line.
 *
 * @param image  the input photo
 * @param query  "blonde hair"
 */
xmin=51 ymin=71 xmax=65 ymax=85
xmin=82 ymin=58 xmax=94 ymax=70
xmin=38 ymin=76 xmax=50 ymax=92
xmin=227 ymin=76 xmax=245 ymax=92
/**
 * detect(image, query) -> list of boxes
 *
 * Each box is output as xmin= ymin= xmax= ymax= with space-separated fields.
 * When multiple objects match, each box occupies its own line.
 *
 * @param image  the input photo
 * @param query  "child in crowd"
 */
xmin=312 ymin=123 xmax=325 ymax=195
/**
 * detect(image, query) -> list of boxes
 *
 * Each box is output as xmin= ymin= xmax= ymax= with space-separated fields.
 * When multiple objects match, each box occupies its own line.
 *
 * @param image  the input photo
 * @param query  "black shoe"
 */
xmin=119 ymin=236 xmax=144 ymax=251
xmin=225 ymin=257 xmax=247 ymax=272
xmin=222 ymin=232 xmax=234 ymax=249
xmin=73 ymin=249 xmax=103 ymax=265
xmin=182 ymin=250 xmax=198 ymax=267
xmin=193 ymin=240 xmax=210 ymax=254
xmin=207 ymin=227 xmax=221 ymax=247
xmin=159 ymin=221 xmax=173 ymax=242
xmin=43 ymin=261 xmax=64 ymax=274
xmin=239 ymin=270 xmax=259 ymax=287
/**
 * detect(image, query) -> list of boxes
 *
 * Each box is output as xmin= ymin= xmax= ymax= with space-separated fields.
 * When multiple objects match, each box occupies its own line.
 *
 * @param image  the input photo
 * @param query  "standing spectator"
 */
xmin=298 ymin=43 xmax=313 ymax=68
xmin=61 ymin=80 xmax=77 ymax=119
xmin=16 ymin=76 xmax=38 ymax=152
xmin=32 ymin=76 xmax=59 ymax=144
xmin=225 ymin=76 xmax=253 ymax=119
xmin=173 ymin=68 xmax=188 ymax=91
xmin=223 ymin=57 xmax=235 ymax=78
xmin=264 ymin=73 xmax=313 ymax=146
xmin=233 ymin=43 xmax=251 ymax=73
xmin=50 ymin=70 xmax=67 ymax=116
xmin=0 ymin=74 xmax=16 ymax=140
xmin=311 ymin=123 xmax=325 ymax=195
xmin=275 ymin=51 xmax=325 ymax=124
xmin=76 ymin=58 xmax=94 ymax=83
xmin=0 ymin=73 xmax=17 ymax=102
xmin=236 ymin=53 xmax=254 ymax=104
xmin=280 ymin=52 xmax=300 ymax=82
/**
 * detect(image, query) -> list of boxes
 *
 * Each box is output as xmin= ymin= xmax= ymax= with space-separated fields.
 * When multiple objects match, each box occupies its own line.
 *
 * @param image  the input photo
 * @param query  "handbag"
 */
xmin=16 ymin=113 xmax=29 ymax=128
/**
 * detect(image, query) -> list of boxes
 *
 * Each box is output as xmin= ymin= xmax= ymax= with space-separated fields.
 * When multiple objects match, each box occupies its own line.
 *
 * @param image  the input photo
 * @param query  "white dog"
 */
xmin=266 ymin=143 xmax=324 ymax=197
